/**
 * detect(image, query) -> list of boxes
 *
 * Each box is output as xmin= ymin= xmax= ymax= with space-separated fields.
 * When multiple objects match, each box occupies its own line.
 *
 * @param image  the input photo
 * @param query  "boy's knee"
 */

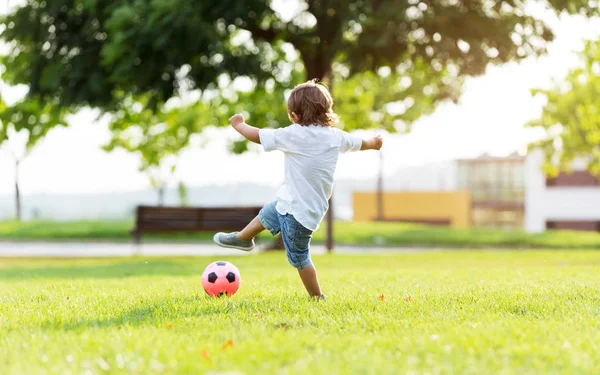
xmin=258 ymin=201 xmax=280 ymax=236
xmin=286 ymin=250 xmax=312 ymax=269
xmin=281 ymin=215 xmax=313 ymax=269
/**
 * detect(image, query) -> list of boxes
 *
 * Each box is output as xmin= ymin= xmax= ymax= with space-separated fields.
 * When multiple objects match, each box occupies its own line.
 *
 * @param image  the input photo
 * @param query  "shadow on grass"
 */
xmin=47 ymin=296 xmax=236 ymax=331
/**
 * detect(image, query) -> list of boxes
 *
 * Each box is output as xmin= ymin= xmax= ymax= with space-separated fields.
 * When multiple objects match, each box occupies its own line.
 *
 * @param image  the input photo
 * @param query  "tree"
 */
xmin=103 ymin=94 xmax=209 ymax=205
xmin=528 ymin=38 xmax=600 ymax=177
xmin=0 ymin=95 xmax=67 ymax=220
xmin=177 ymin=181 xmax=188 ymax=207
xmin=2 ymin=1 xmax=597 ymax=115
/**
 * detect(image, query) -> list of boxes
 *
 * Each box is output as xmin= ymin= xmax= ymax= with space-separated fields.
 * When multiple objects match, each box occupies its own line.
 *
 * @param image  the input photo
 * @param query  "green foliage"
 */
xmin=105 ymin=97 xmax=195 ymax=167
xmin=211 ymin=64 xmax=304 ymax=153
xmin=0 ymin=0 xmax=275 ymax=109
xmin=3 ymin=0 xmax=598 ymax=115
xmin=2 ymin=252 xmax=600 ymax=374
xmin=0 ymin=94 xmax=68 ymax=154
xmin=528 ymin=39 xmax=600 ymax=176
xmin=335 ymin=58 xmax=462 ymax=132
xmin=103 ymin=94 xmax=211 ymax=195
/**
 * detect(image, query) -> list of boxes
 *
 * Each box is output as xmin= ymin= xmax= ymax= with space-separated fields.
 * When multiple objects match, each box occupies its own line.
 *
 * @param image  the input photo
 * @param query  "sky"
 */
xmin=0 ymin=3 xmax=599 ymax=196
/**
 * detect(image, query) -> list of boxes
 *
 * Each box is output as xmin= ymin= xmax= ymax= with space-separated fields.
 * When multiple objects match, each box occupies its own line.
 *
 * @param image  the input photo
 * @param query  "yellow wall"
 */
xmin=353 ymin=191 xmax=471 ymax=228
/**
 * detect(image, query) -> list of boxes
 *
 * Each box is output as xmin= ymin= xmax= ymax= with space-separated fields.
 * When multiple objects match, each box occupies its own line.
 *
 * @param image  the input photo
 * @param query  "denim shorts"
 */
xmin=258 ymin=201 xmax=314 ymax=269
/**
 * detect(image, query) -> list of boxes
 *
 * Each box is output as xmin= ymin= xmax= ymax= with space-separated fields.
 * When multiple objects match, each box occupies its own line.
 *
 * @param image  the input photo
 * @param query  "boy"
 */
xmin=213 ymin=80 xmax=383 ymax=298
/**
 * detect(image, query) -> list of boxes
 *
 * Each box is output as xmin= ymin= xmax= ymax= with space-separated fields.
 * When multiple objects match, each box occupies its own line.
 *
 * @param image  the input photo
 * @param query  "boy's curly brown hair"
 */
xmin=287 ymin=80 xmax=339 ymax=126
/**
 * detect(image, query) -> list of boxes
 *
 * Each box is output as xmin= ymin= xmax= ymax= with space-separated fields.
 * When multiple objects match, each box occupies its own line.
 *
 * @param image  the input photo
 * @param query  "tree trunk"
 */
xmin=14 ymin=159 xmax=21 ymax=222
xmin=321 ymin=64 xmax=336 ymax=253
xmin=157 ymin=185 xmax=165 ymax=206
xmin=263 ymin=235 xmax=284 ymax=252
xmin=326 ymin=195 xmax=334 ymax=251
xmin=376 ymin=150 xmax=384 ymax=221
xmin=177 ymin=181 xmax=188 ymax=206
xmin=301 ymin=55 xmax=336 ymax=252
xmin=302 ymin=54 xmax=333 ymax=84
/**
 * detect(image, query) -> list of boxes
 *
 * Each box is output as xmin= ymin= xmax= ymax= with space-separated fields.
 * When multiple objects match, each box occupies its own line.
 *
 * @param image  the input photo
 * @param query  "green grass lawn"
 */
xmin=0 ymin=220 xmax=214 ymax=242
xmin=2 ymin=219 xmax=600 ymax=249
xmin=1 ymin=251 xmax=600 ymax=374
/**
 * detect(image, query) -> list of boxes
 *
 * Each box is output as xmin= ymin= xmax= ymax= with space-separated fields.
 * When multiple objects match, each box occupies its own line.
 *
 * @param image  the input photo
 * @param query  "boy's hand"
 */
xmin=229 ymin=113 xmax=261 ymax=144
xmin=372 ymin=136 xmax=383 ymax=150
xmin=361 ymin=135 xmax=383 ymax=150
xmin=229 ymin=114 xmax=245 ymax=128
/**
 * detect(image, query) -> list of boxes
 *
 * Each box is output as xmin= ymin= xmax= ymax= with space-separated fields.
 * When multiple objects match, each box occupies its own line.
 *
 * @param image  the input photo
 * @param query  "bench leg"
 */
xmin=132 ymin=230 xmax=141 ymax=255
xmin=263 ymin=235 xmax=284 ymax=251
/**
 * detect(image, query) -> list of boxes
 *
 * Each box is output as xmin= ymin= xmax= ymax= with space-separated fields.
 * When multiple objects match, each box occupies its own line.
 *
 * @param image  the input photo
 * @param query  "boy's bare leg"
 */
xmin=236 ymin=216 xmax=264 ymax=240
xmin=298 ymin=265 xmax=323 ymax=298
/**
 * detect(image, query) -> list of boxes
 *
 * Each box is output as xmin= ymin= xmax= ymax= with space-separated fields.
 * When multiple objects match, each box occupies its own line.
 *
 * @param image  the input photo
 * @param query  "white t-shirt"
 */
xmin=259 ymin=124 xmax=363 ymax=231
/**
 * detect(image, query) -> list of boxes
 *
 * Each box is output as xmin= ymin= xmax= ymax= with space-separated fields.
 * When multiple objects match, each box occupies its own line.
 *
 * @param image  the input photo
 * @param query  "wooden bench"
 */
xmin=131 ymin=205 xmax=263 ymax=244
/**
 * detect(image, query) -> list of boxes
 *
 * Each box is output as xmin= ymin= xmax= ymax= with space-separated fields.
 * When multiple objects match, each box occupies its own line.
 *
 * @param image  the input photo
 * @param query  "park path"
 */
xmin=0 ymin=241 xmax=420 ymax=257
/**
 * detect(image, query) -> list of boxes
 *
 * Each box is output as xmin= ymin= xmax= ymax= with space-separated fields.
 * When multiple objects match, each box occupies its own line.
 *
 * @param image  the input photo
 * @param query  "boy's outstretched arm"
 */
xmin=229 ymin=114 xmax=261 ymax=144
xmin=361 ymin=135 xmax=383 ymax=150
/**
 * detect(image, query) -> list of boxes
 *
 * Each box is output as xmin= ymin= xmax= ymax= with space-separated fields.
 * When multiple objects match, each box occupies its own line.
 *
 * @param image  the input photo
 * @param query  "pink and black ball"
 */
xmin=202 ymin=261 xmax=240 ymax=297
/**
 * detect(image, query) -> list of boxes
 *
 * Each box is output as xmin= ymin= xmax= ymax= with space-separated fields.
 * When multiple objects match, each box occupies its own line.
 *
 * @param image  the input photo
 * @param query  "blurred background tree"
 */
xmin=3 ymin=0 xmax=598 ymax=130
xmin=2 ymin=0 xmax=598 ymax=161
xmin=0 ymin=94 xmax=67 ymax=220
xmin=528 ymin=38 xmax=600 ymax=177
xmin=103 ymin=94 xmax=210 ymax=205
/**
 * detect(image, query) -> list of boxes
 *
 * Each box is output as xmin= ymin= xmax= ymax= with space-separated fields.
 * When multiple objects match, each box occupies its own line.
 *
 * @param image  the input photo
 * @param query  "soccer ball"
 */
xmin=201 ymin=261 xmax=241 ymax=297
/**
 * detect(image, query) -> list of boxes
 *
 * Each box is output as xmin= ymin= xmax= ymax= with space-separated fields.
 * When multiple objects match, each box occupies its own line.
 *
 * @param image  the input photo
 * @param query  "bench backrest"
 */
xmin=135 ymin=205 xmax=262 ymax=232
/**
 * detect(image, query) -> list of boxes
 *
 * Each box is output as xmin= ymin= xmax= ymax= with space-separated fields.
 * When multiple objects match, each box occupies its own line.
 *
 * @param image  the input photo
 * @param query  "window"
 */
xmin=472 ymin=207 xmax=524 ymax=229
xmin=546 ymin=221 xmax=600 ymax=232
xmin=513 ymin=163 xmax=525 ymax=188
xmin=546 ymin=171 xmax=599 ymax=187
xmin=458 ymin=165 xmax=469 ymax=190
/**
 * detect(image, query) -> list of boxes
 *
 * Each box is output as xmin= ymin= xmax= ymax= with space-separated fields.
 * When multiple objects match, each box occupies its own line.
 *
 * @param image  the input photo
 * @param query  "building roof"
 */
xmin=456 ymin=152 xmax=525 ymax=163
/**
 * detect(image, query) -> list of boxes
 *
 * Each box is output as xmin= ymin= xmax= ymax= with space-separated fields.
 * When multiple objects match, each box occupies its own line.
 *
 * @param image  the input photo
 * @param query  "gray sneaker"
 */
xmin=213 ymin=232 xmax=255 ymax=252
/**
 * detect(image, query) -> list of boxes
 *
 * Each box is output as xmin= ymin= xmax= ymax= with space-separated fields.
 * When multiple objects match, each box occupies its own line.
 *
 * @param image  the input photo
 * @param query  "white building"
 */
xmin=525 ymin=149 xmax=600 ymax=233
